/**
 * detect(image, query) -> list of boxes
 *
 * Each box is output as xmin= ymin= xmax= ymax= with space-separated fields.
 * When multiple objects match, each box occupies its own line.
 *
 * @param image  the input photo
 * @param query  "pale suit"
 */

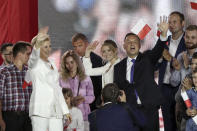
xmin=28 ymin=47 xmax=69 ymax=131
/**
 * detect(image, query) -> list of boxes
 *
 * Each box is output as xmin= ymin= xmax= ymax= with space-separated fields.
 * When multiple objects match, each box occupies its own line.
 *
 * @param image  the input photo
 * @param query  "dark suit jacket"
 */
xmin=114 ymin=39 xmax=166 ymax=108
xmin=88 ymin=103 xmax=145 ymax=131
xmin=158 ymin=35 xmax=186 ymax=85
xmin=89 ymin=52 xmax=103 ymax=110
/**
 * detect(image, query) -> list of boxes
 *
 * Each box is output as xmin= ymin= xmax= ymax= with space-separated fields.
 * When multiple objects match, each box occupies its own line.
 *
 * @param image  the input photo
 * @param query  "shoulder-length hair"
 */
xmin=60 ymin=50 xmax=86 ymax=81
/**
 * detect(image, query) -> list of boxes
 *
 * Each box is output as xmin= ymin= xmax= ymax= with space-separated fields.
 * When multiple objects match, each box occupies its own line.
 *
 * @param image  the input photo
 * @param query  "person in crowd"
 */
xmin=28 ymin=33 xmax=70 ymax=131
xmin=185 ymin=68 xmax=197 ymax=131
xmin=0 ymin=43 xmax=13 ymax=68
xmin=168 ymin=25 xmax=197 ymax=130
xmin=114 ymin=16 xmax=168 ymax=131
xmin=83 ymin=39 xmax=120 ymax=88
xmin=62 ymin=88 xmax=84 ymax=131
xmin=170 ymin=25 xmax=197 ymax=87
xmin=59 ymin=50 xmax=94 ymax=131
xmin=158 ymin=11 xmax=186 ymax=131
xmin=72 ymin=33 xmax=103 ymax=111
xmin=0 ymin=42 xmax=32 ymax=131
xmin=88 ymin=83 xmax=146 ymax=131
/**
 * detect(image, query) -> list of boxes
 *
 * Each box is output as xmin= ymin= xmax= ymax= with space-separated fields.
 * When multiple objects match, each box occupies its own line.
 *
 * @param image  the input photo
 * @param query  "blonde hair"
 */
xmin=60 ymin=50 xmax=86 ymax=81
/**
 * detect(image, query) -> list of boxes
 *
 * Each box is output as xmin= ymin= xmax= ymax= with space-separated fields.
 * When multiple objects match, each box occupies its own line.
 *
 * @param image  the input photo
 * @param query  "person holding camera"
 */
xmin=88 ymin=83 xmax=146 ymax=131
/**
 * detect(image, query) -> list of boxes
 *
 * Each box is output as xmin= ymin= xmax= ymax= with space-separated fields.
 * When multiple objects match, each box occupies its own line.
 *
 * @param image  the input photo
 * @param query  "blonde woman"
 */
xmin=59 ymin=50 xmax=94 ymax=131
xmin=28 ymin=33 xmax=70 ymax=131
xmin=83 ymin=40 xmax=120 ymax=88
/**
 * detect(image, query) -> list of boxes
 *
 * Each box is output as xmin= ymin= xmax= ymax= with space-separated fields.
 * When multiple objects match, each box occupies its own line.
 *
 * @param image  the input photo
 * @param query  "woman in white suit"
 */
xmin=28 ymin=33 xmax=71 ymax=131
xmin=83 ymin=40 xmax=120 ymax=88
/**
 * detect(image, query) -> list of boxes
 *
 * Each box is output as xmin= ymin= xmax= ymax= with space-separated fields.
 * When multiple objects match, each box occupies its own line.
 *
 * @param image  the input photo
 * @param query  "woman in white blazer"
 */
xmin=83 ymin=40 xmax=120 ymax=88
xmin=28 ymin=33 xmax=71 ymax=131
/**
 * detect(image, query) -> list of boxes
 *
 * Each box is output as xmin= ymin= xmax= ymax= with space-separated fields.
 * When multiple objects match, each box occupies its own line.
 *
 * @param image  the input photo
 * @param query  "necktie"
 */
xmin=130 ymin=59 xmax=135 ymax=83
xmin=130 ymin=59 xmax=139 ymax=102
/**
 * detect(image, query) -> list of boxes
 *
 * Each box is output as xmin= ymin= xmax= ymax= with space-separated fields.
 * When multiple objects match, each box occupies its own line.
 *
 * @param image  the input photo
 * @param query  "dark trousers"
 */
xmin=161 ymin=84 xmax=178 ymax=131
xmin=137 ymin=105 xmax=159 ymax=131
xmin=2 ymin=111 xmax=32 ymax=131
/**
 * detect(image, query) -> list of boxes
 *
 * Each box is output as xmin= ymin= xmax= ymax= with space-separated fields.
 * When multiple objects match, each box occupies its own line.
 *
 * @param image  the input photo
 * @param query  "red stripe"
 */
xmin=157 ymin=30 xmax=161 ymax=37
xmin=185 ymin=99 xmax=192 ymax=108
xmin=138 ymin=24 xmax=151 ymax=40
xmin=191 ymin=2 xmax=197 ymax=10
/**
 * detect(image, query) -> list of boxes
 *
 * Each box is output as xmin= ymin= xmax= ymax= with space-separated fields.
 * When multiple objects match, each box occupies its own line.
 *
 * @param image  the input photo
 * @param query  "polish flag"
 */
xmin=181 ymin=89 xmax=192 ymax=108
xmin=22 ymin=70 xmax=32 ymax=89
xmin=131 ymin=19 xmax=151 ymax=40
xmin=190 ymin=0 xmax=197 ymax=10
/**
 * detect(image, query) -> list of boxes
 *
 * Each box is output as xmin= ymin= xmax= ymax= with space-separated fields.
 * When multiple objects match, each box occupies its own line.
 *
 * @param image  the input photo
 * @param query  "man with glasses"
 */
xmin=0 ymin=43 xmax=13 ymax=68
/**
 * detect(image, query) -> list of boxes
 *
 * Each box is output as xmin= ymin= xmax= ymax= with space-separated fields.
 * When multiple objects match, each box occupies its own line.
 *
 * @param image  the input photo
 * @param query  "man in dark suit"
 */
xmin=158 ymin=11 xmax=186 ymax=131
xmin=72 ymin=33 xmax=103 ymax=111
xmin=88 ymin=83 xmax=145 ymax=131
xmin=114 ymin=17 xmax=168 ymax=131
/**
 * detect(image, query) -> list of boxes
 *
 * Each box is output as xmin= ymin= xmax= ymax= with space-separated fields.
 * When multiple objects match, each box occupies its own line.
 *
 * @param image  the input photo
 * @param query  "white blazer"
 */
xmin=83 ymin=57 xmax=120 ymax=88
xmin=28 ymin=47 xmax=69 ymax=118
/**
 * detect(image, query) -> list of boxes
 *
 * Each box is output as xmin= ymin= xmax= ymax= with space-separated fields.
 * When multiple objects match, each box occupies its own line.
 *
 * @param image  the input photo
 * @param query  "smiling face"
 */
xmin=65 ymin=56 xmax=78 ymax=73
xmin=40 ymin=40 xmax=51 ymax=61
xmin=124 ymin=35 xmax=140 ymax=58
xmin=192 ymin=71 xmax=197 ymax=87
xmin=184 ymin=30 xmax=197 ymax=49
xmin=101 ymin=45 xmax=117 ymax=62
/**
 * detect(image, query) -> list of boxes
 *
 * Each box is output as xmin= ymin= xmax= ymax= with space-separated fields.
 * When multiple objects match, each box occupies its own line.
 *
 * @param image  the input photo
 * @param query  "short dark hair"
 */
xmin=186 ymin=25 xmax=197 ymax=32
xmin=170 ymin=11 xmax=184 ymax=22
xmin=13 ymin=42 xmax=31 ymax=58
xmin=71 ymin=33 xmax=88 ymax=43
xmin=192 ymin=52 xmax=197 ymax=59
xmin=102 ymin=83 xmax=120 ymax=103
xmin=62 ymin=88 xmax=73 ymax=98
xmin=124 ymin=32 xmax=140 ymax=42
xmin=0 ymin=43 xmax=13 ymax=53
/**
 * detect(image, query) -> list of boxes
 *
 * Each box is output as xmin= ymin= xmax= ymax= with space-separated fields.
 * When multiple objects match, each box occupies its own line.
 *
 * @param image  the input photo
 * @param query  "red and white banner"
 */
xmin=130 ymin=19 xmax=151 ymax=40
xmin=181 ymin=89 xmax=192 ymax=108
xmin=190 ymin=0 xmax=197 ymax=10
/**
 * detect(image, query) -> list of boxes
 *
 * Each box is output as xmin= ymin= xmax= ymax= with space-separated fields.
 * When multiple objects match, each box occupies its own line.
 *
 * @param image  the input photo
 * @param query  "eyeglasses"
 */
xmin=3 ymin=52 xmax=12 ymax=56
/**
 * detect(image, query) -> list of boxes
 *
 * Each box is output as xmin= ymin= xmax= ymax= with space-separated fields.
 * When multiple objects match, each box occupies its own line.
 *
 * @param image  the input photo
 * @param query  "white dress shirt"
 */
xmin=83 ymin=57 xmax=120 ymax=88
xmin=126 ymin=56 xmax=141 ymax=104
xmin=163 ymin=34 xmax=183 ymax=84
xmin=28 ymin=47 xmax=69 ymax=118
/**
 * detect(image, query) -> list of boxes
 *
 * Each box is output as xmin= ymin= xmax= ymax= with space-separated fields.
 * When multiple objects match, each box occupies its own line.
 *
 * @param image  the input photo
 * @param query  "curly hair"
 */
xmin=60 ymin=50 xmax=86 ymax=81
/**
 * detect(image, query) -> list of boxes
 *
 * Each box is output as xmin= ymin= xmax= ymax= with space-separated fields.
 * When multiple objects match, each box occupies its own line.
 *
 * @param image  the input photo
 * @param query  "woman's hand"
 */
xmin=65 ymin=113 xmax=72 ymax=124
xmin=85 ymin=41 xmax=99 ymax=58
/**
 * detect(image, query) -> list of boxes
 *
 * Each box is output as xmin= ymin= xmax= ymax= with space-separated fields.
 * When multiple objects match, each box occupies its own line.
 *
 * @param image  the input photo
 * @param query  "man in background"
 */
xmin=72 ymin=33 xmax=103 ymax=111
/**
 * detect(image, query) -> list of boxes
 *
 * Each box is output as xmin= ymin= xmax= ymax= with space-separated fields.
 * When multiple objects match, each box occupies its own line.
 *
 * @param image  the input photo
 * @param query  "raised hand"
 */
xmin=172 ymin=58 xmax=181 ymax=71
xmin=85 ymin=41 xmax=99 ymax=58
xmin=162 ymin=49 xmax=173 ymax=62
xmin=181 ymin=77 xmax=192 ymax=90
xmin=182 ymin=52 xmax=190 ymax=69
xmin=157 ymin=16 xmax=169 ymax=37
xmin=38 ymin=26 xmax=49 ymax=34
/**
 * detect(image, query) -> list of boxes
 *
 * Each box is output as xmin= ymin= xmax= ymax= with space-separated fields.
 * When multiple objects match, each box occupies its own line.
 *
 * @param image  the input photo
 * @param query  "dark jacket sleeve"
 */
xmin=148 ymin=38 xmax=167 ymax=65
xmin=88 ymin=111 xmax=97 ymax=131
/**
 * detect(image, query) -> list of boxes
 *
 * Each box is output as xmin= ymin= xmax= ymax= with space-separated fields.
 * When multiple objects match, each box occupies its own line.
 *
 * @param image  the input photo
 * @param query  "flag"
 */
xmin=130 ymin=19 xmax=151 ymax=40
xmin=181 ymin=89 xmax=192 ymax=108
xmin=190 ymin=0 xmax=197 ymax=10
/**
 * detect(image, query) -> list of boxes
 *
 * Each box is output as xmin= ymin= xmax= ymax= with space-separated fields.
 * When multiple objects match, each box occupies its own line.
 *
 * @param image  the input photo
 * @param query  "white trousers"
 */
xmin=31 ymin=116 xmax=63 ymax=131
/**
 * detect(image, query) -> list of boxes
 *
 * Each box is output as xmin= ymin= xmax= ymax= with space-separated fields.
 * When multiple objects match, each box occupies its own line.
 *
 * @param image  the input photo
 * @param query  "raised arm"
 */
xmin=149 ymin=16 xmax=169 ymax=64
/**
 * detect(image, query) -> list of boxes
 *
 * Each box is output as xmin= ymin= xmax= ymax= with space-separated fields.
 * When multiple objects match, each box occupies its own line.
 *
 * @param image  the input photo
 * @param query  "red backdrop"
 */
xmin=0 ymin=0 xmax=38 ymax=64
